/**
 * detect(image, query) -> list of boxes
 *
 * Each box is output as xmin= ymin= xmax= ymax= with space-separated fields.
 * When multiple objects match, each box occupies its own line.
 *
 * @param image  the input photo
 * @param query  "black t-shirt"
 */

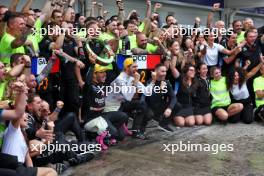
xmin=145 ymin=80 xmax=176 ymax=116
xmin=39 ymin=36 xmax=53 ymax=59
xmin=61 ymin=38 xmax=77 ymax=81
xmin=238 ymin=40 xmax=262 ymax=72
xmin=221 ymin=41 xmax=238 ymax=75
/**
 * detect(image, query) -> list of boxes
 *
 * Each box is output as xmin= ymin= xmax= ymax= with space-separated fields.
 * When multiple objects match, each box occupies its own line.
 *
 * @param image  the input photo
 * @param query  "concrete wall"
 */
xmin=1 ymin=0 xmax=263 ymax=27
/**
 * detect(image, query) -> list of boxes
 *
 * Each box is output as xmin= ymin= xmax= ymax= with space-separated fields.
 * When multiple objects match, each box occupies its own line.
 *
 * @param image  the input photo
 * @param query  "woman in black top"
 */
xmin=193 ymin=63 xmax=212 ymax=125
xmin=173 ymin=64 xmax=198 ymax=127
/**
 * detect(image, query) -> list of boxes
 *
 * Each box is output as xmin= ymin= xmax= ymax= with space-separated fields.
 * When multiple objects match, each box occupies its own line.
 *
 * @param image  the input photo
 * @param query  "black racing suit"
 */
xmin=82 ymin=65 xmax=128 ymax=141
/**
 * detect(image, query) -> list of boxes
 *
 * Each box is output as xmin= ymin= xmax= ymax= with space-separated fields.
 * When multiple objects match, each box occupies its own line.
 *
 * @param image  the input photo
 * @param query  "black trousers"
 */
xmin=102 ymin=111 xmax=128 ymax=141
xmin=229 ymin=98 xmax=254 ymax=124
xmin=0 ymin=169 xmax=17 ymax=176
xmin=147 ymin=108 xmax=173 ymax=126
xmin=87 ymin=111 xmax=129 ymax=141
xmin=119 ymin=100 xmax=152 ymax=132
xmin=32 ymin=132 xmax=84 ymax=166
xmin=60 ymin=79 xmax=80 ymax=116
xmin=55 ymin=112 xmax=83 ymax=142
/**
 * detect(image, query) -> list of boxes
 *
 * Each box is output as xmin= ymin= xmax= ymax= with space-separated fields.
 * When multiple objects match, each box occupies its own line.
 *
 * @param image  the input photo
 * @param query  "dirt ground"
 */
xmin=63 ymin=121 xmax=264 ymax=176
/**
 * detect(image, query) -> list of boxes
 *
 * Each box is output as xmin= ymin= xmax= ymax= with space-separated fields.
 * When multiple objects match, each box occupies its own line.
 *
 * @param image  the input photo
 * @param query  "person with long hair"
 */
xmin=210 ymin=67 xmax=243 ymax=123
xmin=193 ymin=63 xmax=212 ymax=125
xmin=226 ymin=67 xmax=257 ymax=123
xmin=202 ymin=31 xmax=238 ymax=70
xmin=166 ymin=39 xmax=185 ymax=90
xmin=167 ymin=39 xmax=186 ymax=73
xmin=173 ymin=64 xmax=198 ymax=127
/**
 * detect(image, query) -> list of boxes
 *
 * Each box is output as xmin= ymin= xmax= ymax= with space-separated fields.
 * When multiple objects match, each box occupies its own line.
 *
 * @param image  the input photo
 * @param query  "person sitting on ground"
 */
xmin=82 ymin=64 xmax=129 ymax=150
xmin=144 ymin=63 xmax=179 ymax=132
xmin=106 ymin=58 xmax=155 ymax=140
xmin=1 ymin=78 xmax=58 ymax=176
xmin=210 ymin=66 xmax=243 ymax=124
xmin=253 ymin=64 xmax=264 ymax=122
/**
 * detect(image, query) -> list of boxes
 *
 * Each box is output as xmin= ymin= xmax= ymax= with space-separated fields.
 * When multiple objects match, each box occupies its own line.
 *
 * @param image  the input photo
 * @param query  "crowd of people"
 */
xmin=0 ymin=0 xmax=264 ymax=175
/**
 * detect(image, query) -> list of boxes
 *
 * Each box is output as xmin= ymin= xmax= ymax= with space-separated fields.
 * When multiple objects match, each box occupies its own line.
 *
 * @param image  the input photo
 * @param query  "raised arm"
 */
xmin=63 ymin=0 xmax=75 ymax=22
xmin=89 ymin=0 xmax=96 ymax=17
xmin=207 ymin=3 xmax=220 ymax=29
xmin=153 ymin=3 xmax=162 ymax=13
xmin=97 ymin=2 xmax=104 ymax=17
xmin=170 ymin=56 xmax=180 ymax=79
xmin=1 ymin=81 xmax=27 ymax=121
xmin=117 ymin=0 xmax=125 ymax=23
xmin=21 ymin=0 xmax=34 ymax=13
xmin=48 ymin=101 xmax=64 ymax=122
xmin=39 ymin=0 xmax=54 ymax=24
xmin=9 ymin=0 xmax=20 ymax=12
xmin=145 ymin=0 xmax=151 ymax=18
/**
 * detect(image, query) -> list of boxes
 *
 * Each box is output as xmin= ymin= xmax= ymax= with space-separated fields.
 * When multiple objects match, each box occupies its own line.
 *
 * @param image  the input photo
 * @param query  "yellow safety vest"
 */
xmin=253 ymin=76 xmax=264 ymax=108
xmin=210 ymin=77 xmax=231 ymax=108
xmin=0 ymin=33 xmax=25 ymax=64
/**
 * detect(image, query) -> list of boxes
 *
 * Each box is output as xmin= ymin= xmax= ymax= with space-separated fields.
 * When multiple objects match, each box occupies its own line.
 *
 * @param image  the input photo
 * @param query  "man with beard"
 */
xmin=232 ymin=20 xmax=245 ymax=44
xmin=98 ymin=19 xmax=120 ymax=85
xmin=144 ymin=63 xmax=178 ymax=132
xmin=131 ymin=32 xmax=160 ymax=55
xmin=106 ymin=58 xmax=156 ymax=140
xmin=25 ymin=94 xmax=94 ymax=171
xmin=0 ymin=12 xmax=33 ymax=65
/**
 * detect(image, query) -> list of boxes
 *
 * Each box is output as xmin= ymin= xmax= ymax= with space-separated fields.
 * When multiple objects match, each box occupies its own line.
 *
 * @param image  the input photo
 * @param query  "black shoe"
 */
xmin=69 ymin=152 xmax=95 ymax=166
xmin=221 ymin=120 xmax=228 ymax=125
xmin=158 ymin=123 xmax=174 ymax=133
xmin=132 ymin=131 xmax=148 ymax=140
xmin=78 ymin=152 xmax=95 ymax=162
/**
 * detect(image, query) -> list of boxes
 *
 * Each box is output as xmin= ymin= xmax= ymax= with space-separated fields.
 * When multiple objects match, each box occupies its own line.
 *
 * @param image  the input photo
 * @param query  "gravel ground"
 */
xmin=63 ymin=121 xmax=264 ymax=176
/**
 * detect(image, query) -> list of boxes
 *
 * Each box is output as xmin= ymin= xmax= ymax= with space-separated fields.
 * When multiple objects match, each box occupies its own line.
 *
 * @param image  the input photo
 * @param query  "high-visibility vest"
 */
xmin=0 ymin=33 xmax=25 ymax=64
xmin=253 ymin=76 xmax=264 ymax=108
xmin=0 ymin=123 xmax=5 ymax=148
xmin=128 ymin=35 xmax=158 ymax=54
xmin=210 ymin=77 xmax=231 ymax=108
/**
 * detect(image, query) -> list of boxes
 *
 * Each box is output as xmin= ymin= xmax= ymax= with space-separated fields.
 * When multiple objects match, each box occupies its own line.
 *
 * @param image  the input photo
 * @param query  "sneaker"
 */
xmin=110 ymin=138 xmax=117 ymax=145
xmin=122 ymin=123 xmax=133 ymax=136
xmin=76 ymin=152 xmax=95 ymax=163
xmin=104 ymin=137 xmax=117 ymax=146
xmin=158 ymin=123 xmax=174 ymax=133
xmin=96 ymin=132 xmax=108 ymax=150
xmin=132 ymin=131 xmax=148 ymax=140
